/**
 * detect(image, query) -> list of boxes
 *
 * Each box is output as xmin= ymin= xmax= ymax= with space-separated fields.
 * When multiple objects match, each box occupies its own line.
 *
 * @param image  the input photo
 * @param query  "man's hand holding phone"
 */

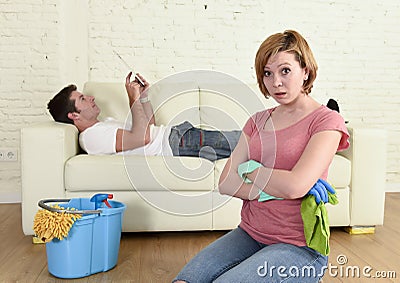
xmin=125 ymin=72 xmax=141 ymax=105
xmin=125 ymin=72 xmax=150 ymax=106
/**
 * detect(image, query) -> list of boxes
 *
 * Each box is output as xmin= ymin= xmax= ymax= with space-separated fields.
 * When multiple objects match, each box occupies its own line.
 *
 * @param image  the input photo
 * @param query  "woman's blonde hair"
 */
xmin=255 ymin=30 xmax=318 ymax=97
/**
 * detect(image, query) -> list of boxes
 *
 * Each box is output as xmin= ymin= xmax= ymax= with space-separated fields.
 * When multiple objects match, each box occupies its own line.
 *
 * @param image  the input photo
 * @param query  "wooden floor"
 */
xmin=0 ymin=193 xmax=399 ymax=283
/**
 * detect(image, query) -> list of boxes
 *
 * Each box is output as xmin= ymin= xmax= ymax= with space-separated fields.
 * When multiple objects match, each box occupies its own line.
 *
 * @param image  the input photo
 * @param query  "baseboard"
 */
xmin=0 ymin=191 xmax=21 ymax=203
xmin=386 ymin=183 xmax=400 ymax=193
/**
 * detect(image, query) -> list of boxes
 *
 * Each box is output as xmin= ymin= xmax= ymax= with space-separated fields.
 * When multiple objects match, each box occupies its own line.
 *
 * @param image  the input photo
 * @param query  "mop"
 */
xmin=33 ymin=205 xmax=82 ymax=243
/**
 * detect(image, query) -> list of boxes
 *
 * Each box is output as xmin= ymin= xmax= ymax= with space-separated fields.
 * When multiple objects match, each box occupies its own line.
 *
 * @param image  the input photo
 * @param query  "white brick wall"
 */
xmin=1 ymin=0 xmax=400 ymax=201
xmin=0 ymin=0 xmax=60 ymax=202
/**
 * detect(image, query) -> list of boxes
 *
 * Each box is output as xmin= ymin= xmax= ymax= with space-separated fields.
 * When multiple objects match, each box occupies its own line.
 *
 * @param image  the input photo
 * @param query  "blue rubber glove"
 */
xmin=307 ymin=179 xmax=336 ymax=204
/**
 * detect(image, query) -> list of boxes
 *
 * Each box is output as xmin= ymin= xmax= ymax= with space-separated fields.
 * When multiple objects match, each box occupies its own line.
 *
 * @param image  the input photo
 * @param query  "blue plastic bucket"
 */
xmin=41 ymin=197 xmax=126 ymax=279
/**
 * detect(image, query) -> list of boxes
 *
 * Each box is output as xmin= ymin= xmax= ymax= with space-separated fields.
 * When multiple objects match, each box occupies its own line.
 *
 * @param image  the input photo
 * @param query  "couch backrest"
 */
xmin=83 ymin=82 xmax=130 ymax=123
xmin=83 ymin=74 xmax=274 ymax=131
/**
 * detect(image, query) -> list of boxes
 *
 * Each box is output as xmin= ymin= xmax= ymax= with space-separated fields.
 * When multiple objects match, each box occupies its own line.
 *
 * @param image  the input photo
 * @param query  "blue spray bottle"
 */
xmin=90 ymin=193 xmax=113 ymax=209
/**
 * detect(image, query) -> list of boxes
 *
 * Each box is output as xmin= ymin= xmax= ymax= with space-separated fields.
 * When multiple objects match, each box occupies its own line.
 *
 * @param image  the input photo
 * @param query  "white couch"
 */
xmin=21 ymin=75 xmax=387 ymax=235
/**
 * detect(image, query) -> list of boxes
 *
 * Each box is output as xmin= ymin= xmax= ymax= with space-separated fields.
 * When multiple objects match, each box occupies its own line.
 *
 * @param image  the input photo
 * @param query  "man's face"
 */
xmin=70 ymin=91 xmax=100 ymax=122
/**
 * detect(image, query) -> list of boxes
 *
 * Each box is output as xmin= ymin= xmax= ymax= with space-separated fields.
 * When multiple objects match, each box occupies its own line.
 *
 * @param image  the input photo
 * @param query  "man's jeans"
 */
xmin=169 ymin=121 xmax=241 ymax=161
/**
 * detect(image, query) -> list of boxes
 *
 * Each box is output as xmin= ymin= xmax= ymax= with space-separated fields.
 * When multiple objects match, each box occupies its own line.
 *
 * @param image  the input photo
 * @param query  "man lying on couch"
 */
xmin=47 ymin=72 xmax=241 ymax=161
xmin=47 ymin=71 xmax=335 ymax=204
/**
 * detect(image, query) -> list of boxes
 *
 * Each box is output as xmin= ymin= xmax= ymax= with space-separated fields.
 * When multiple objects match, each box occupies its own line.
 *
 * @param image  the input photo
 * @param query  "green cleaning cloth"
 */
xmin=237 ymin=160 xmax=283 ymax=202
xmin=301 ymin=191 xmax=338 ymax=256
xmin=238 ymin=160 xmax=263 ymax=184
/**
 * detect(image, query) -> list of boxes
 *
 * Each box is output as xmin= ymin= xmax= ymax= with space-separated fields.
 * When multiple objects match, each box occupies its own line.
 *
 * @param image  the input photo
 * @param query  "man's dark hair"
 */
xmin=47 ymin=84 xmax=78 ymax=124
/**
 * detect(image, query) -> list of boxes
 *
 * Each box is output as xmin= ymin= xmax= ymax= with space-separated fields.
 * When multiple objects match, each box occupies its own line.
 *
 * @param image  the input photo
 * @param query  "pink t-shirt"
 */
xmin=240 ymin=105 xmax=349 ymax=246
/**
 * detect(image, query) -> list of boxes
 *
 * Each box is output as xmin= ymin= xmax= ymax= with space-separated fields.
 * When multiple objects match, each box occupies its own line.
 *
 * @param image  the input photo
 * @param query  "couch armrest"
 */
xmin=21 ymin=121 xmax=79 ymax=235
xmin=338 ymin=125 xmax=387 ymax=226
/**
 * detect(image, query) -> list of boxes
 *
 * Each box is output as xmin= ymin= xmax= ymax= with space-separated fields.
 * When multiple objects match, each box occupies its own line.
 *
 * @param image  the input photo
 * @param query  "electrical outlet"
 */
xmin=0 ymin=148 xmax=18 ymax=162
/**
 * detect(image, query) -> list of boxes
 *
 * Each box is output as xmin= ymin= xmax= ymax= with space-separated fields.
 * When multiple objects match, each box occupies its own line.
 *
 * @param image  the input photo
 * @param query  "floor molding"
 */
xmin=0 ymin=191 xmax=21 ymax=203
xmin=386 ymin=183 xmax=400 ymax=192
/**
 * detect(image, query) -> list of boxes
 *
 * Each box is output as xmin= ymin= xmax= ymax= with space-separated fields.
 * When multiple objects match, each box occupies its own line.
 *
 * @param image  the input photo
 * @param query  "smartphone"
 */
xmin=134 ymin=74 xmax=145 ymax=87
xmin=113 ymin=50 xmax=145 ymax=87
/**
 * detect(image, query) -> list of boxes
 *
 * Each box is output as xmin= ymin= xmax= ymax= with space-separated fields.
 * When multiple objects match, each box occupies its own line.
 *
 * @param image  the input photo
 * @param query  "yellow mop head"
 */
xmin=33 ymin=205 xmax=82 ymax=243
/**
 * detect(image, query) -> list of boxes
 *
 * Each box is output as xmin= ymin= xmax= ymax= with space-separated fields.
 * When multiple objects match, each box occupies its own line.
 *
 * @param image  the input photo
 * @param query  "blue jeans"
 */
xmin=173 ymin=227 xmax=328 ymax=283
xmin=169 ymin=121 xmax=241 ymax=161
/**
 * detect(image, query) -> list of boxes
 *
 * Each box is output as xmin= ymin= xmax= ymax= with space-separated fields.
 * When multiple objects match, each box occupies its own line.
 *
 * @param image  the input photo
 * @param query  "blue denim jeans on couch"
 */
xmin=169 ymin=121 xmax=241 ymax=161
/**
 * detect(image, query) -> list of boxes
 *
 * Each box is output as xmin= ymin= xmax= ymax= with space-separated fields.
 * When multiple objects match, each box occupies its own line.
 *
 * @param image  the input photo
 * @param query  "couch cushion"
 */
xmin=83 ymin=81 xmax=202 ymax=127
xmin=199 ymin=85 xmax=269 ymax=131
xmin=67 ymin=191 xmax=213 ymax=230
xmin=211 ymin=187 xmax=351 ymax=228
xmin=149 ymin=83 xmax=201 ymax=127
xmin=326 ymin=186 xmax=350 ymax=226
xmin=147 ymin=80 xmax=201 ymax=127
xmin=200 ymin=90 xmax=253 ymax=131
xmin=65 ymin=154 xmax=214 ymax=192
xmin=328 ymin=154 xmax=351 ymax=188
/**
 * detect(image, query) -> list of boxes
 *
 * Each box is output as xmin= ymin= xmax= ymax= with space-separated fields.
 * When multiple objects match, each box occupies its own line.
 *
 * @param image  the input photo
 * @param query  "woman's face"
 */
xmin=263 ymin=51 xmax=308 ymax=105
